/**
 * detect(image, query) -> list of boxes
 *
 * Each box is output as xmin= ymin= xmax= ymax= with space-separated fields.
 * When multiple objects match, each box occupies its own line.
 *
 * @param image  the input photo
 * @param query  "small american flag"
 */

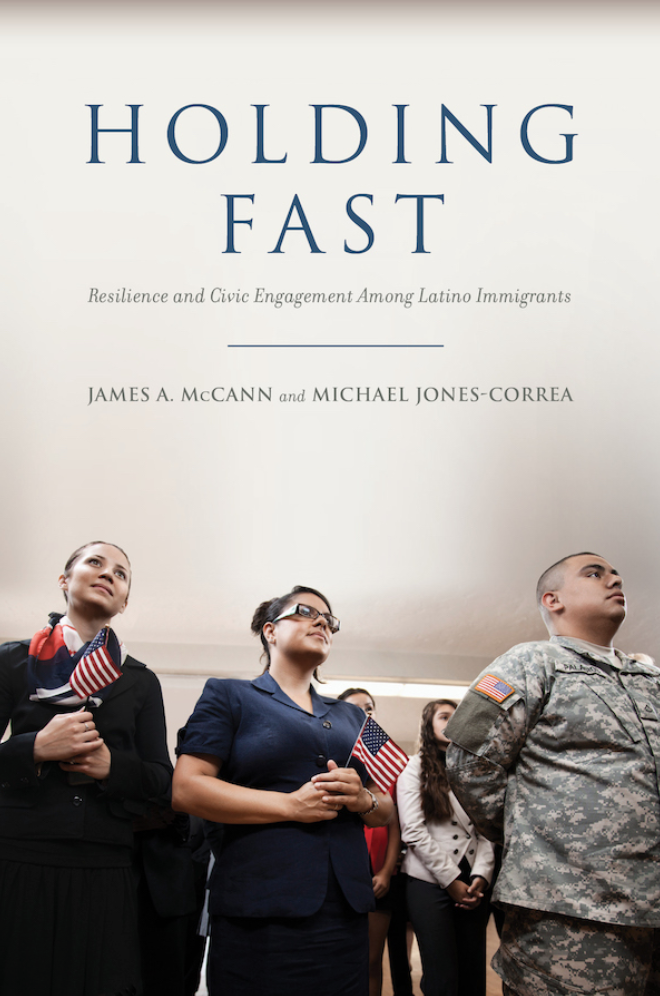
xmin=70 ymin=628 xmax=122 ymax=699
xmin=474 ymin=674 xmax=514 ymax=703
xmin=350 ymin=716 xmax=409 ymax=793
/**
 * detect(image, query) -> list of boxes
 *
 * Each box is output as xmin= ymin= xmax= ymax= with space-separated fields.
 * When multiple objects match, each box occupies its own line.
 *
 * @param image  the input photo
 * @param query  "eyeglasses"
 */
xmin=272 ymin=603 xmax=341 ymax=634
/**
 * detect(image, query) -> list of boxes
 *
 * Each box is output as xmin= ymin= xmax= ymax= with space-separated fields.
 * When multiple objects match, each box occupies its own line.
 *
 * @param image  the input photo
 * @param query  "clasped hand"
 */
xmin=289 ymin=760 xmax=369 ymax=823
xmin=447 ymin=876 xmax=487 ymax=910
xmin=33 ymin=709 xmax=112 ymax=780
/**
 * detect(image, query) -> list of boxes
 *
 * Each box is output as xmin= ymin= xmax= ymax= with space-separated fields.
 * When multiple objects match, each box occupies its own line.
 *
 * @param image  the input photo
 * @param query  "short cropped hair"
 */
xmin=536 ymin=551 xmax=599 ymax=621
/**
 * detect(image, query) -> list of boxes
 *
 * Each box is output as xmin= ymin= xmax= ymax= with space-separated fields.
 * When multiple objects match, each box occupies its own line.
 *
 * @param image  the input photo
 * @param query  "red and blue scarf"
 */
xmin=27 ymin=612 xmax=125 ymax=707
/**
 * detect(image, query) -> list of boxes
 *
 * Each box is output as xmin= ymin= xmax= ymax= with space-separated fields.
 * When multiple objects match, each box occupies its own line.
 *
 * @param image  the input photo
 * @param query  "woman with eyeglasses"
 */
xmin=173 ymin=585 xmax=393 ymax=996
xmin=0 ymin=541 xmax=172 ymax=996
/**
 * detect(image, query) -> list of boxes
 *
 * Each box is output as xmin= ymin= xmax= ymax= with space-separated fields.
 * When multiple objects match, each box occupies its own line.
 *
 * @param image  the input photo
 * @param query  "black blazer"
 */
xmin=0 ymin=638 xmax=172 ymax=848
xmin=178 ymin=671 xmax=375 ymax=918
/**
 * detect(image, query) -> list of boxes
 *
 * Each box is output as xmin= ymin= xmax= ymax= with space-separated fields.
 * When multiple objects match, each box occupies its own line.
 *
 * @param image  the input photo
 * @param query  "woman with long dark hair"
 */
xmin=173 ymin=585 xmax=393 ymax=996
xmin=397 ymin=700 xmax=494 ymax=996
xmin=0 ymin=541 xmax=172 ymax=996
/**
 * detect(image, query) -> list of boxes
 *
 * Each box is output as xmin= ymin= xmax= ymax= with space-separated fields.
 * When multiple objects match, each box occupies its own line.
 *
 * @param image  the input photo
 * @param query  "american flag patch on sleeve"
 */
xmin=474 ymin=674 xmax=515 ymax=703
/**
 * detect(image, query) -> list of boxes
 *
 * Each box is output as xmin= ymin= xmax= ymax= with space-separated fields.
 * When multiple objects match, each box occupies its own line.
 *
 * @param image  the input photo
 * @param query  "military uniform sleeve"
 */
xmin=445 ymin=648 xmax=547 ymax=843
xmin=468 ymin=821 xmax=496 ymax=885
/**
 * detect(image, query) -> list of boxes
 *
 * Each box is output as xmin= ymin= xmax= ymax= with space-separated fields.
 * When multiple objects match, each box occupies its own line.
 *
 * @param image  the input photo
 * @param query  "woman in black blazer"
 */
xmin=173 ymin=585 xmax=393 ymax=996
xmin=0 ymin=541 xmax=172 ymax=996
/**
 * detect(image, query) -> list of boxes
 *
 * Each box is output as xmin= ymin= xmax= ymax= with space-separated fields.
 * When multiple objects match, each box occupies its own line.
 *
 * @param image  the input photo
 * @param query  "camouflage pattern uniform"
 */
xmin=445 ymin=636 xmax=660 ymax=996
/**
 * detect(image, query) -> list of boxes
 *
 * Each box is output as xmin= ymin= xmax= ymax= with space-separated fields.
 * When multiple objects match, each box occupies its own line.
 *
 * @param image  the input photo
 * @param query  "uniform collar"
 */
xmin=551 ymin=636 xmax=655 ymax=674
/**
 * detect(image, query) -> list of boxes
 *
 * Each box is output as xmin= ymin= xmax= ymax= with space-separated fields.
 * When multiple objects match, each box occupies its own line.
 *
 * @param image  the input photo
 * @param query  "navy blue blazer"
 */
xmin=178 ymin=671 xmax=375 ymax=918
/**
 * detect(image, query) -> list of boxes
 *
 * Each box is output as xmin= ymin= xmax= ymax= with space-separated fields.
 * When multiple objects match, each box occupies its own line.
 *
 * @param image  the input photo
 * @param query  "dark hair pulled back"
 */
xmin=251 ymin=585 xmax=333 ymax=682
xmin=337 ymin=687 xmax=375 ymax=707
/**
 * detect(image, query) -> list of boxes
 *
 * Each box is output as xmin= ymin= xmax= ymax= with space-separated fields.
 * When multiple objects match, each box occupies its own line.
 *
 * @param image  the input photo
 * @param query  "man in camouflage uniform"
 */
xmin=445 ymin=552 xmax=660 ymax=996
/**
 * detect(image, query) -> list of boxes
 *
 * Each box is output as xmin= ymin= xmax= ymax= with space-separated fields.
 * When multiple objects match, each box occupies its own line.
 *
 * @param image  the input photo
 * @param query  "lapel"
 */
xmin=251 ymin=670 xmax=335 ymax=718
xmin=311 ymin=687 xmax=336 ymax=719
xmin=450 ymin=793 xmax=474 ymax=833
xmin=98 ymin=655 xmax=142 ymax=705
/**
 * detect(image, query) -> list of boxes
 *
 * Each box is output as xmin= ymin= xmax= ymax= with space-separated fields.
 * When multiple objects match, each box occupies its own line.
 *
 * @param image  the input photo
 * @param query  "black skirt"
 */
xmin=209 ymin=868 xmax=368 ymax=996
xmin=0 ymin=843 xmax=139 ymax=996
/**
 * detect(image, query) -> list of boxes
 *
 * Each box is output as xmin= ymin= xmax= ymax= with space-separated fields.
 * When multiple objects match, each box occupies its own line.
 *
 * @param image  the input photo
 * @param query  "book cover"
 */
xmin=1 ymin=1 xmax=657 ymax=741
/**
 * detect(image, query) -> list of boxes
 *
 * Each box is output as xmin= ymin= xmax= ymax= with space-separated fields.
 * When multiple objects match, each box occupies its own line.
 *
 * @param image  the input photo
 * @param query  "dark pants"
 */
xmin=406 ymin=876 xmax=490 ymax=996
xmin=387 ymin=873 xmax=414 ymax=996
xmin=136 ymin=875 xmax=189 ymax=996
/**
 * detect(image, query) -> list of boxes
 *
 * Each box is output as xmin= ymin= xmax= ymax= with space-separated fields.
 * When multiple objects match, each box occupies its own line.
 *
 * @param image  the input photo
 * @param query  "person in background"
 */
xmin=398 ymin=700 xmax=494 ymax=996
xmin=446 ymin=552 xmax=660 ymax=996
xmin=133 ymin=802 xmax=199 ymax=996
xmin=339 ymin=688 xmax=413 ymax=996
xmin=627 ymin=652 xmax=656 ymax=666
xmin=182 ymin=816 xmax=216 ymax=996
xmin=172 ymin=586 xmax=393 ymax=996
xmin=0 ymin=541 xmax=172 ymax=996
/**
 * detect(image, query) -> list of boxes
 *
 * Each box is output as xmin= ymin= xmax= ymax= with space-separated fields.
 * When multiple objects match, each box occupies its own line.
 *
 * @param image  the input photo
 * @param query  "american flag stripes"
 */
xmin=350 ymin=716 xmax=409 ymax=793
xmin=473 ymin=673 xmax=514 ymax=703
xmin=70 ymin=628 xmax=123 ymax=699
